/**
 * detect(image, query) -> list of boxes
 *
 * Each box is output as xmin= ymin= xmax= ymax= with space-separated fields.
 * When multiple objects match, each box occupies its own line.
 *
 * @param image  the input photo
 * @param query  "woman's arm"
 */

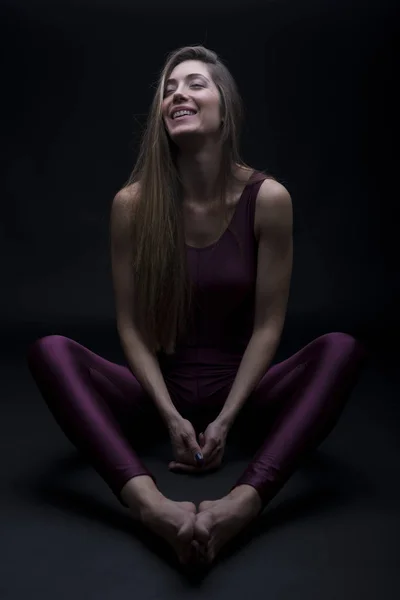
xmin=217 ymin=180 xmax=293 ymax=428
xmin=110 ymin=186 xmax=181 ymax=426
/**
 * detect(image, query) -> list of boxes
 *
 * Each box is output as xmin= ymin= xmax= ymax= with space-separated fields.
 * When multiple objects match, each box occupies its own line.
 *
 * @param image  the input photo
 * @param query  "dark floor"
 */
xmin=1 ymin=329 xmax=399 ymax=599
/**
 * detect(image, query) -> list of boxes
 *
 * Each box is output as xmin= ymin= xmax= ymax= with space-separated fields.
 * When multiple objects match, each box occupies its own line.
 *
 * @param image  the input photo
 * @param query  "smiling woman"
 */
xmin=161 ymin=62 xmax=227 ymax=155
xmin=119 ymin=45 xmax=269 ymax=357
xmin=26 ymin=44 xmax=368 ymax=569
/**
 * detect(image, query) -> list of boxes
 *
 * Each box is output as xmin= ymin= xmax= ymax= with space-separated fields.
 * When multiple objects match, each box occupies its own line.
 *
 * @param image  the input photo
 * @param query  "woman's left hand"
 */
xmin=168 ymin=419 xmax=229 ymax=473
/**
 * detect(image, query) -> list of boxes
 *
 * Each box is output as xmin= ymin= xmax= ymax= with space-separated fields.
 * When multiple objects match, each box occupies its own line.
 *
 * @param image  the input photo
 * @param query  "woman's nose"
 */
xmin=173 ymin=92 xmax=187 ymax=102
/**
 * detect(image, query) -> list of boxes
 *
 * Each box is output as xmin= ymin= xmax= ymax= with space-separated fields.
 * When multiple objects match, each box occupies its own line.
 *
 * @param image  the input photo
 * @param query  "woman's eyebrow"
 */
xmin=165 ymin=73 xmax=209 ymax=85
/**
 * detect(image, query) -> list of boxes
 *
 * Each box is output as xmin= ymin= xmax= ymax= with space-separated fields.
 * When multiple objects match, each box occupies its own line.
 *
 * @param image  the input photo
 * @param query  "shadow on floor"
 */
xmin=11 ymin=445 xmax=374 ymax=580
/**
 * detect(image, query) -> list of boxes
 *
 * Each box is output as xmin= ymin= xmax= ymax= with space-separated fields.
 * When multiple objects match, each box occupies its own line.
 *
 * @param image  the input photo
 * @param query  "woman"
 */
xmin=27 ymin=45 xmax=367 ymax=567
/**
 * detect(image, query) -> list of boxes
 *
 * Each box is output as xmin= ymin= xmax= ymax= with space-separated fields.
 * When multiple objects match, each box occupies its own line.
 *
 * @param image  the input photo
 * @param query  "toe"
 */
xmin=180 ymin=501 xmax=197 ymax=513
xmin=190 ymin=539 xmax=208 ymax=565
xmin=207 ymin=545 xmax=215 ymax=564
xmin=190 ymin=540 xmax=201 ymax=563
xmin=194 ymin=515 xmax=211 ymax=546
xmin=176 ymin=517 xmax=195 ymax=564
xmin=199 ymin=500 xmax=214 ymax=512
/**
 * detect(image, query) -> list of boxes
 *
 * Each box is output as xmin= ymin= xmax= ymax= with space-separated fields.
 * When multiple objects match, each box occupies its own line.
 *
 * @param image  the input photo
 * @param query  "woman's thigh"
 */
xmin=229 ymin=332 xmax=366 ymax=451
xmin=27 ymin=334 xmax=169 ymax=449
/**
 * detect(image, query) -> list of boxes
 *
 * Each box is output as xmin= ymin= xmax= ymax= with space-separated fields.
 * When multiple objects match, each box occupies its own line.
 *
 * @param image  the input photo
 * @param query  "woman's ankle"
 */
xmin=121 ymin=475 xmax=163 ymax=516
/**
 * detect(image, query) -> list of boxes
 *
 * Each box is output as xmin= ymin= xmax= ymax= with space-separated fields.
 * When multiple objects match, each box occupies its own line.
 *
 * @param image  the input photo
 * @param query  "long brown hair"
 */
xmin=120 ymin=45 xmax=274 ymax=356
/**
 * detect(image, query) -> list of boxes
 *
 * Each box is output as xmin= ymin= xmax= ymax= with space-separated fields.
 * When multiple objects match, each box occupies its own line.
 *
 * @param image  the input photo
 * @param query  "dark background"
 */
xmin=2 ymin=0 xmax=398 ymax=365
xmin=1 ymin=0 xmax=399 ymax=598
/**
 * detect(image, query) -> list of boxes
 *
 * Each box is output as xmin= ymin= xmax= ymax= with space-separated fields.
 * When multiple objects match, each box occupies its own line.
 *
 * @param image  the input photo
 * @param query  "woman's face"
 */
xmin=162 ymin=60 xmax=222 ymax=144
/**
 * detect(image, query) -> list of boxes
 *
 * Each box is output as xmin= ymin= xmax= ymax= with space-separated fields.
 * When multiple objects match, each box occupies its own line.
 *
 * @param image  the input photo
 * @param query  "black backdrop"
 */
xmin=1 ymin=0 xmax=399 ymax=369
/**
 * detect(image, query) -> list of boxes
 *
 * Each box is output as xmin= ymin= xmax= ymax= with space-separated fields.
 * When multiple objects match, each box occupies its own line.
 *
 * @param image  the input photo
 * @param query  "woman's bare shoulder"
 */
xmin=115 ymin=181 xmax=141 ymax=205
xmin=111 ymin=183 xmax=142 ymax=234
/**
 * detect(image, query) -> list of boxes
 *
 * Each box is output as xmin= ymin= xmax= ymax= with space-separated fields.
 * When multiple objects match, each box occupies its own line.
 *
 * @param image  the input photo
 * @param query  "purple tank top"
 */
xmin=160 ymin=170 xmax=269 ymax=367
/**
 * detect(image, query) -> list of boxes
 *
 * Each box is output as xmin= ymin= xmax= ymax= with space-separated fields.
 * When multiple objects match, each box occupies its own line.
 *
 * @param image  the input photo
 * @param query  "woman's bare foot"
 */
xmin=194 ymin=486 xmax=262 ymax=564
xmin=136 ymin=498 xmax=197 ymax=565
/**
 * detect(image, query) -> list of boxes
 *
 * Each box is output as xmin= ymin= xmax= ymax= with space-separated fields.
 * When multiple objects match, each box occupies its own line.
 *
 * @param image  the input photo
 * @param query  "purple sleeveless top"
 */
xmin=159 ymin=170 xmax=269 ymax=369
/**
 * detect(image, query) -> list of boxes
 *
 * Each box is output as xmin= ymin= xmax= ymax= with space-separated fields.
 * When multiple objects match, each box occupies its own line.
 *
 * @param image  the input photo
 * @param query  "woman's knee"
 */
xmin=318 ymin=331 xmax=368 ymax=363
xmin=318 ymin=331 xmax=367 ymax=358
xmin=27 ymin=334 xmax=74 ymax=368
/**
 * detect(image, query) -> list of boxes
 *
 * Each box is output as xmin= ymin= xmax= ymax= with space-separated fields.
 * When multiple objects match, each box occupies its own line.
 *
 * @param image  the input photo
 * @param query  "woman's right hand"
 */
xmin=167 ymin=416 xmax=204 ymax=470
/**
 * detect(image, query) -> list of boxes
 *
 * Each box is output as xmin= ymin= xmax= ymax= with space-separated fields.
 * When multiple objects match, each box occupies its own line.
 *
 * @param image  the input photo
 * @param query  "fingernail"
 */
xmin=195 ymin=452 xmax=203 ymax=462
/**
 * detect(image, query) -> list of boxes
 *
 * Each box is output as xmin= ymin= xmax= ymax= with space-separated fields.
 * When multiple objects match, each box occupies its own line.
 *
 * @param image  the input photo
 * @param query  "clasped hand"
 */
xmin=167 ymin=416 xmax=228 ymax=473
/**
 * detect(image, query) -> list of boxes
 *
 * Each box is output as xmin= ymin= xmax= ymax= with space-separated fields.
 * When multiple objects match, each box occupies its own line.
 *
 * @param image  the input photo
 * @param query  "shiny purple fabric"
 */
xmin=26 ymin=172 xmax=367 ymax=509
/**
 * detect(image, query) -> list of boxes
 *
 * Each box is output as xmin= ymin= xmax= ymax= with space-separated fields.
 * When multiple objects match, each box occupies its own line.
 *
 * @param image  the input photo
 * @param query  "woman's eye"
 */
xmin=164 ymin=83 xmax=203 ymax=97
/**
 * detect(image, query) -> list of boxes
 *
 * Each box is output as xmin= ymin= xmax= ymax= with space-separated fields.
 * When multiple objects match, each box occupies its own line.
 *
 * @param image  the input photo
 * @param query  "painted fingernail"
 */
xmin=195 ymin=452 xmax=203 ymax=462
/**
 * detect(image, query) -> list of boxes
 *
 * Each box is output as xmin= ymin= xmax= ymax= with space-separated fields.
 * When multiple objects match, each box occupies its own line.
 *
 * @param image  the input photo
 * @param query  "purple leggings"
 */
xmin=26 ymin=332 xmax=367 ymax=511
